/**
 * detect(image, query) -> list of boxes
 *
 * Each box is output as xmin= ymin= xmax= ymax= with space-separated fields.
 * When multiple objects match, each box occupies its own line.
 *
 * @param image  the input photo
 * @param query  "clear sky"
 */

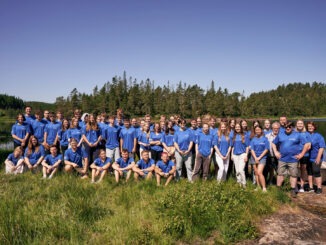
xmin=0 ymin=0 xmax=325 ymax=103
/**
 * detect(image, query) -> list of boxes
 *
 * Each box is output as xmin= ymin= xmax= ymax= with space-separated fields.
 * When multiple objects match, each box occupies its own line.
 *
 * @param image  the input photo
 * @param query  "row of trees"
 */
xmin=55 ymin=73 xmax=326 ymax=118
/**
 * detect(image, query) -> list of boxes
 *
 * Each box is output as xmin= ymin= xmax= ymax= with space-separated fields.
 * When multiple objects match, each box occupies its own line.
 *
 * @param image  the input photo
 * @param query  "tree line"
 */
xmin=55 ymin=74 xmax=326 ymax=118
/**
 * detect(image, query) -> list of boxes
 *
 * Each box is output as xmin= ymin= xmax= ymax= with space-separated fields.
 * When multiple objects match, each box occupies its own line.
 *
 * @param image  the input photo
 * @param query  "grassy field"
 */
xmin=0 ymin=162 xmax=290 ymax=245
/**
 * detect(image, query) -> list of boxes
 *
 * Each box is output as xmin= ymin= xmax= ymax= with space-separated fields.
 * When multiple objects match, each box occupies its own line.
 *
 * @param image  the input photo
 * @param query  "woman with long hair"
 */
xmin=149 ymin=123 xmax=163 ymax=163
xmin=67 ymin=117 xmax=83 ymax=147
xmin=24 ymin=135 xmax=45 ymax=173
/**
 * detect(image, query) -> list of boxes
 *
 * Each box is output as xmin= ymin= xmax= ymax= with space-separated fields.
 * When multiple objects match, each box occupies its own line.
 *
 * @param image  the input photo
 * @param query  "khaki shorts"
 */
xmin=277 ymin=161 xmax=298 ymax=177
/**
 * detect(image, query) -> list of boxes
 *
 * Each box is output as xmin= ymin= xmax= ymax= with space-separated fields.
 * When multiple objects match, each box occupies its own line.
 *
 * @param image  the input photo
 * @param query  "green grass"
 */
xmin=0 ymin=168 xmax=290 ymax=245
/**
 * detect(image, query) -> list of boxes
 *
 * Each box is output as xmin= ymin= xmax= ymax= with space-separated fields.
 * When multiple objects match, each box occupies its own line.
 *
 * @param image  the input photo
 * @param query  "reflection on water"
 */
xmin=0 ymin=141 xmax=14 ymax=150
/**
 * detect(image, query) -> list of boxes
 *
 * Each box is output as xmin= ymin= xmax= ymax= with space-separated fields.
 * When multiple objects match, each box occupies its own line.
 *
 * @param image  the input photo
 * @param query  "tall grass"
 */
xmin=0 ymin=170 xmax=289 ymax=244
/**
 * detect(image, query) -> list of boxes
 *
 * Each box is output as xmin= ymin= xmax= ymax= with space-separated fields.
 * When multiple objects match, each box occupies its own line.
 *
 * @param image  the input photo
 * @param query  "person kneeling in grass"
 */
xmin=155 ymin=152 xmax=176 ymax=186
xmin=64 ymin=138 xmax=89 ymax=179
xmin=5 ymin=146 xmax=25 ymax=174
xmin=41 ymin=145 xmax=62 ymax=179
xmin=112 ymin=148 xmax=135 ymax=183
xmin=90 ymin=149 xmax=112 ymax=183
xmin=133 ymin=150 xmax=155 ymax=181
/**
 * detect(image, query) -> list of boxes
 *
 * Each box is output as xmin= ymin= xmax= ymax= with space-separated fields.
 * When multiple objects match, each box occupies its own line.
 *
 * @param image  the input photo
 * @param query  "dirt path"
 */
xmin=245 ymin=186 xmax=326 ymax=245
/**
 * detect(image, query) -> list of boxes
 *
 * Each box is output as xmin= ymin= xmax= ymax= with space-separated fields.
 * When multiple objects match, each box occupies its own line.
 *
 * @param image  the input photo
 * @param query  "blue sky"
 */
xmin=0 ymin=0 xmax=325 ymax=103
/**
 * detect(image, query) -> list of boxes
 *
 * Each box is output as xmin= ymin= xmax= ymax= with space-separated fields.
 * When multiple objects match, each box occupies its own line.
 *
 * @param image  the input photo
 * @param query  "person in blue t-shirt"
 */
xmin=162 ymin=127 xmax=176 ymax=159
xmin=213 ymin=122 xmax=232 ymax=182
xmin=307 ymin=121 xmax=325 ymax=195
xmin=5 ymin=146 xmax=25 ymax=174
xmin=24 ymin=106 xmax=35 ymax=125
xmin=43 ymin=112 xmax=60 ymax=154
xmin=67 ymin=117 xmax=83 ymax=148
xmin=103 ymin=115 xmax=121 ymax=161
xmin=155 ymin=152 xmax=176 ymax=186
xmin=250 ymin=125 xmax=270 ymax=192
xmin=31 ymin=111 xmax=46 ymax=144
xmin=112 ymin=149 xmax=135 ymax=183
xmin=272 ymin=122 xmax=310 ymax=198
xmin=11 ymin=113 xmax=31 ymax=149
xmin=138 ymin=122 xmax=151 ymax=158
xmin=133 ymin=150 xmax=155 ymax=180
xmin=231 ymin=123 xmax=250 ymax=187
xmin=119 ymin=118 xmax=137 ymax=158
xmin=42 ymin=145 xmax=62 ymax=179
xmin=90 ymin=149 xmax=112 ymax=183
xmin=192 ymin=123 xmax=214 ymax=181
xmin=149 ymin=123 xmax=163 ymax=163
xmin=64 ymin=139 xmax=89 ymax=179
xmin=24 ymin=135 xmax=45 ymax=173
xmin=174 ymin=119 xmax=193 ymax=181
xmin=57 ymin=119 xmax=70 ymax=158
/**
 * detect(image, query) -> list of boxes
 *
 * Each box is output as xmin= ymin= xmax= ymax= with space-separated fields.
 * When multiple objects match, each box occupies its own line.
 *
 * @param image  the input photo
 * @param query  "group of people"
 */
xmin=5 ymin=106 xmax=325 ymax=192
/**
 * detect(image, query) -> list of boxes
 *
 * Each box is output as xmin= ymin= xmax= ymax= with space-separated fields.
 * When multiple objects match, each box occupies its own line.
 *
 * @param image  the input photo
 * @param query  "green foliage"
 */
xmin=0 ymin=171 xmax=289 ymax=244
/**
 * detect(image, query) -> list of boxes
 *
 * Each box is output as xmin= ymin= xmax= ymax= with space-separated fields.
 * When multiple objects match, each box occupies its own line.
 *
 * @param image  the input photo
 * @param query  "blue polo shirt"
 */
xmin=58 ymin=129 xmax=69 ymax=147
xmin=196 ymin=132 xmax=214 ymax=157
xmin=94 ymin=157 xmax=112 ymax=167
xmin=156 ymin=160 xmax=175 ymax=173
xmin=162 ymin=133 xmax=175 ymax=147
xmin=119 ymin=127 xmax=136 ymax=152
xmin=273 ymin=131 xmax=308 ymax=163
xmin=213 ymin=134 xmax=231 ymax=157
xmin=44 ymin=122 xmax=60 ymax=145
xmin=150 ymin=132 xmax=163 ymax=151
xmin=31 ymin=120 xmax=46 ymax=143
xmin=138 ymin=131 xmax=151 ymax=150
xmin=137 ymin=158 xmax=155 ymax=169
xmin=44 ymin=154 xmax=62 ymax=166
xmin=24 ymin=145 xmax=45 ymax=165
xmin=104 ymin=125 xmax=120 ymax=149
xmin=174 ymin=129 xmax=194 ymax=151
xmin=250 ymin=136 xmax=270 ymax=160
xmin=309 ymin=132 xmax=325 ymax=162
xmin=67 ymin=127 xmax=82 ymax=143
xmin=232 ymin=134 xmax=250 ymax=155
xmin=11 ymin=122 xmax=31 ymax=145
xmin=7 ymin=153 xmax=23 ymax=165
xmin=116 ymin=157 xmax=134 ymax=168
xmin=64 ymin=148 xmax=88 ymax=167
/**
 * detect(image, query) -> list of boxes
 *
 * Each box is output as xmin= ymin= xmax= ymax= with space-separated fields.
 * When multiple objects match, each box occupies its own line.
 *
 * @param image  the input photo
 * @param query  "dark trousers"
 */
xmin=192 ymin=153 xmax=211 ymax=181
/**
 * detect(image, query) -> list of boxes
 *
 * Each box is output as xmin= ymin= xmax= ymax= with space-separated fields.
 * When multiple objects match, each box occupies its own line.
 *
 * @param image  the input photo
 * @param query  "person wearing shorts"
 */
xmin=155 ymin=152 xmax=176 ymax=186
xmin=133 ymin=150 xmax=155 ymax=181
xmin=42 ymin=145 xmax=62 ymax=179
xmin=90 ymin=149 xmax=112 ymax=183
xmin=112 ymin=149 xmax=135 ymax=183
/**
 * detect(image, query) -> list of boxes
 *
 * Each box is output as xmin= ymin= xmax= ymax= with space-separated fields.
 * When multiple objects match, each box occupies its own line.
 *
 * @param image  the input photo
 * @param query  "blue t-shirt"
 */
xmin=156 ymin=160 xmax=175 ymax=173
xmin=82 ymin=126 xmax=101 ymax=144
xmin=94 ymin=157 xmax=112 ymax=167
xmin=67 ymin=127 xmax=82 ymax=143
xmin=104 ymin=125 xmax=120 ymax=149
xmin=24 ymin=145 xmax=45 ymax=165
xmin=250 ymin=136 xmax=270 ymax=160
xmin=136 ymin=158 xmax=155 ymax=172
xmin=309 ymin=132 xmax=325 ymax=162
xmin=7 ymin=153 xmax=23 ymax=165
xmin=119 ymin=127 xmax=136 ymax=152
xmin=209 ymin=127 xmax=218 ymax=137
xmin=138 ymin=131 xmax=151 ymax=150
xmin=232 ymin=134 xmax=250 ymax=155
xmin=58 ymin=129 xmax=69 ymax=147
xmin=296 ymin=131 xmax=311 ymax=157
xmin=196 ymin=132 xmax=214 ymax=157
xmin=273 ymin=131 xmax=308 ymax=163
xmin=213 ymin=134 xmax=231 ymax=157
xmin=150 ymin=132 xmax=163 ymax=151
xmin=31 ymin=120 xmax=46 ymax=143
xmin=11 ymin=122 xmax=31 ymax=145
xmin=174 ymin=129 xmax=194 ymax=151
xmin=116 ymin=157 xmax=134 ymax=168
xmin=264 ymin=129 xmax=272 ymax=135
xmin=45 ymin=122 xmax=61 ymax=145
xmin=162 ymin=133 xmax=175 ymax=147
xmin=24 ymin=115 xmax=35 ymax=125
xmin=44 ymin=154 xmax=62 ymax=166
xmin=64 ymin=148 xmax=88 ymax=167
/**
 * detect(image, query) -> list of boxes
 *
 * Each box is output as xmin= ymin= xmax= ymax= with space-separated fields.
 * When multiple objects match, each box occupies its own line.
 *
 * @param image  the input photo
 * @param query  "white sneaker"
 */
xmin=299 ymin=188 xmax=305 ymax=193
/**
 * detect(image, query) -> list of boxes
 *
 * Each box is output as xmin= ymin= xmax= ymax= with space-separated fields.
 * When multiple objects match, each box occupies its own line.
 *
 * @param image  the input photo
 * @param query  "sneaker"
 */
xmin=299 ymin=188 xmax=305 ymax=193
xmin=291 ymin=189 xmax=297 ymax=198
xmin=316 ymin=188 xmax=322 ymax=195
xmin=308 ymin=187 xmax=315 ymax=193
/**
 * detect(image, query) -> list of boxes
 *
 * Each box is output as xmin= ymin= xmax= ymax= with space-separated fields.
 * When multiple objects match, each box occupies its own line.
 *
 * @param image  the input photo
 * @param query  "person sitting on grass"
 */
xmin=112 ymin=148 xmax=135 ymax=183
xmin=24 ymin=135 xmax=45 ymax=173
xmin=64 ymin=138 xmax=89 ymax=179
xmin=155 ymin=152 xmax=176 ymax=186
xmin=4 ymin=146 xmax=25 ymax=174
xmin=41 ymin=145 xmax=62 ymax=179
xmin=133 ymin=150 xmax=155 ymax=181
xmin=90 ymin=149 xmax=112 ymax=183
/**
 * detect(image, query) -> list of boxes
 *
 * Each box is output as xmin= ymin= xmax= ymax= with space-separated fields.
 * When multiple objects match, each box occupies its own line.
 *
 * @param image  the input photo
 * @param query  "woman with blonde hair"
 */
xmin=24 ymin=135 xmax=45 ymax=173
xmin=5 ymin=147 xmax=25 ymax=174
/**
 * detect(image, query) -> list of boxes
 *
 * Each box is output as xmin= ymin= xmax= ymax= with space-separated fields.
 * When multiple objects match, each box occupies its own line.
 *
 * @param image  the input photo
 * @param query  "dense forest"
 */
xmin=55 ymin=73 xmax=326 ymax=118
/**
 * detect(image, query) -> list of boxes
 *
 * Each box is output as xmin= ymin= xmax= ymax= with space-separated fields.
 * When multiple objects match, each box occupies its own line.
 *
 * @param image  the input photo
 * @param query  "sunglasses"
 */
xmin=285 ymin=125 xmax=292 ymax=129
